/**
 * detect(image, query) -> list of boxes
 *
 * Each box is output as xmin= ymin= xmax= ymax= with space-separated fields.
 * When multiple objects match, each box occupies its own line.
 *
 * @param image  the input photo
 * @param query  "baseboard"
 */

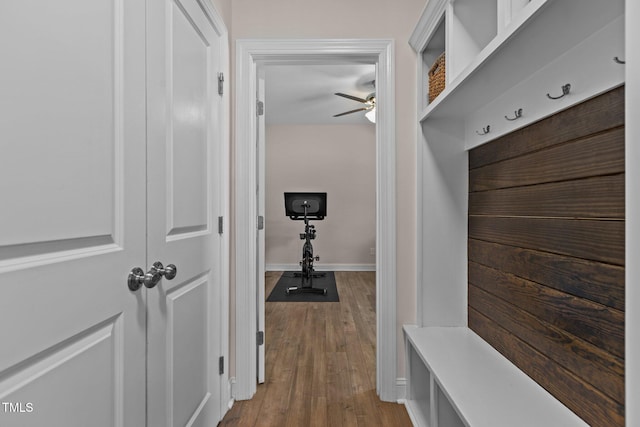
xmin=399 ymin=376 xmax=418 ymax=426
xmin=228 ymin=376 xmax=236 ymax=405
xmin=266 ymin=263 xmax=376 ymax=272
xmin=403 ymin=399 xmax=421 ymax=427
xmin=396 ymin=377 xmax=407 ymax=402
xmin=218 ymin=377 xmax=235 ymax=423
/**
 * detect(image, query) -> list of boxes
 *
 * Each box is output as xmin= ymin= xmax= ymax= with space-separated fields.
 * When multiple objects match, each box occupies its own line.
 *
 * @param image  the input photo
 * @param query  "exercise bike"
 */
xmin=284 ymin=192 xmax=327 ymax=295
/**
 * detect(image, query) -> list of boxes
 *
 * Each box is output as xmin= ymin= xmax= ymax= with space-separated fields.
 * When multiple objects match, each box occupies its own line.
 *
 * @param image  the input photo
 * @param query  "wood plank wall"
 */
xmin=468 ymin=86 xmax=625 ymax=427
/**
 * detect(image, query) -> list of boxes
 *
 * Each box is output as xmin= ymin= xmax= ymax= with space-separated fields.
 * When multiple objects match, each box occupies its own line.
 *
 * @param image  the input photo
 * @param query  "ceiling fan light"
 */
xmin=365 ymin=108 xmax=376 ymax=123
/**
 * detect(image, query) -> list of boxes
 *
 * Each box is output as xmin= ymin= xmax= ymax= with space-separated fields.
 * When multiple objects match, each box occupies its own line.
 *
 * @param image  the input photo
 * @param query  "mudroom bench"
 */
xmin=403 ymin=325 xmax=588 ymax=427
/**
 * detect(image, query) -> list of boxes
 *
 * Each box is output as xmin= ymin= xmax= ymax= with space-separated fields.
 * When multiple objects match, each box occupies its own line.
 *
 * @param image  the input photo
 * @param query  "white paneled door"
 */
xmin=0 ymin=0 xmax=147 ymax=426
xmin=0 ymin=0 xmax=225 ymax=426
xmin=146 ymin=0 xmax=224 ymax=425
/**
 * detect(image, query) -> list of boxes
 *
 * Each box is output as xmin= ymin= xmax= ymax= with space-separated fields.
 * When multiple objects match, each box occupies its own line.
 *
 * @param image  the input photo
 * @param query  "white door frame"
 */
xmin=234 ymin=38 xmax=397 ymax=402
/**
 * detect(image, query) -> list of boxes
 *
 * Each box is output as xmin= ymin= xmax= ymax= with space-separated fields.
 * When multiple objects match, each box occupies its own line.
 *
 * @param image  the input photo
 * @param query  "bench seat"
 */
xmin=403 ymin=325 xmax=588 ymax=427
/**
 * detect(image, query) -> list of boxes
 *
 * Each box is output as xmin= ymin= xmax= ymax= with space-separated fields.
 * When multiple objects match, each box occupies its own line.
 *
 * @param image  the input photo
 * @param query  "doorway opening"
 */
xmin=234 ymin=39 xmax=397 ymax=402
xmin=263 ymin=62 xmax=377 ymax=272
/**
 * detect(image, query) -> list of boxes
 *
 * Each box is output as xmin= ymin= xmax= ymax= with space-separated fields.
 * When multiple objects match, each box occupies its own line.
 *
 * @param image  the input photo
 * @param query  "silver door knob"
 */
xmin=151 ymin=261 xmax=177 ymax=280
xmin=128 ymin=266 xmax=162 ymax=291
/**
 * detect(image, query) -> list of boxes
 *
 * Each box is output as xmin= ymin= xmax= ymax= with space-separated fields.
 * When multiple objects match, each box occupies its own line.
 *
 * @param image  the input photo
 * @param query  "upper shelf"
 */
xmin=410 ymin=0 xmax=625 ymax=123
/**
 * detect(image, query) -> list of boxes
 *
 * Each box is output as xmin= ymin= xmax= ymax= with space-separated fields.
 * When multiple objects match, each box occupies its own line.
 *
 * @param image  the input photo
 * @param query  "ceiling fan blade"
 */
xmin=333 ymin=107 xmax=368 ymax=117
xmin=334 ymin=93 xmax=368 ymax=104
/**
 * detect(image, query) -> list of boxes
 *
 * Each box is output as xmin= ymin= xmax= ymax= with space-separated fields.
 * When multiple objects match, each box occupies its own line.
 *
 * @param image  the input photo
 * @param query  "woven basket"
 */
xmin=428 ymin=52 xmax=446 ymax=103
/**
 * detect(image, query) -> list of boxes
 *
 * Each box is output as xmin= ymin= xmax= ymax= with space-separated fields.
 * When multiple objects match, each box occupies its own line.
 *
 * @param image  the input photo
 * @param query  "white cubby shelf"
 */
xmin=404 ymin=325 xmax=588 ymax=427
xmin=408 ymin=0 xmax=625 ymax=425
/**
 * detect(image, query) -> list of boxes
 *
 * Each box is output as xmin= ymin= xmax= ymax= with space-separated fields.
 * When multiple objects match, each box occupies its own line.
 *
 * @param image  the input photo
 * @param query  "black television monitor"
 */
xmin=284 ymin=192 xmax=327 ymax=220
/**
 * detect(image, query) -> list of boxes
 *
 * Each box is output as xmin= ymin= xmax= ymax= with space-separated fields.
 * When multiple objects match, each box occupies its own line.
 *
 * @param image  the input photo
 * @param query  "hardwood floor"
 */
xmin=219 ymin=271 xmax=412 ymax=427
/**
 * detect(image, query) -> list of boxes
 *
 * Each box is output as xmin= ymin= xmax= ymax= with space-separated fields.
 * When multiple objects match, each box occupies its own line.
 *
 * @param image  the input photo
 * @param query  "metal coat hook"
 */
xmin=547 ymin=83 xmax=571 ymax=100
xmin=476 ymin=125 xmax=490 ymax=136
xmin=505 ymin=108 xmax=523 ymax=121
xmin=614 ymin=56 xmax=625 ymax=64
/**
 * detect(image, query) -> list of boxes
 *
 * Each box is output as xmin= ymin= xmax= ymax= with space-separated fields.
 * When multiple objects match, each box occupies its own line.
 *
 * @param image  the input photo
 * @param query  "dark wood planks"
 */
xmin=219 ymin=271 xmax=413 ymax=427
xmin=469 ymin=285 xmax=624 ymax=403
xmin=468 ymin=239 xmax=625 ymax=311
xmin=469 ymin=216 xmax=624 ymax=266
xmin=469 ymin=174 xmax=625 ymax=219
xmin=469 ymin=127 xmax=625 ymax=192
xmin=468 ymin=86 xmax=625 ymax=427
xmin=469 ymin=308 xmax=625 ymax=427
xmin=470 ymin=261 xmax=624 ymax=358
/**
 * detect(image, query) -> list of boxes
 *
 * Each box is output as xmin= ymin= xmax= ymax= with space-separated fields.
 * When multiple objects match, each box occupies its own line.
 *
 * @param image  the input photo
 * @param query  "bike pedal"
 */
xmin=315 ymin=256 xmax=320 ymax=261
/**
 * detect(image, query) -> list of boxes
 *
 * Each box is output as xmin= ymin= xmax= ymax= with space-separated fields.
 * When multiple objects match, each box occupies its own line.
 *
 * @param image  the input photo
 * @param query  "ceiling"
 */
xmin=264 ymin=63 xmax=376 ymax=125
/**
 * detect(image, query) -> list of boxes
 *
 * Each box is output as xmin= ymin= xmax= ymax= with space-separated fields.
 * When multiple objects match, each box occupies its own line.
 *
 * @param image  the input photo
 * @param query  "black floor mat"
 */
xmin=267 ymin=271 xmax=339 ymax=302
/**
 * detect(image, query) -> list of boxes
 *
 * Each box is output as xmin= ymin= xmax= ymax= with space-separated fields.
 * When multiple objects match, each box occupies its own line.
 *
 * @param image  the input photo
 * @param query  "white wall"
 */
xmin=265 ymin=124 xmax=376 ymax=270
xmin=210 ymin=0 xmax=231 ymax=30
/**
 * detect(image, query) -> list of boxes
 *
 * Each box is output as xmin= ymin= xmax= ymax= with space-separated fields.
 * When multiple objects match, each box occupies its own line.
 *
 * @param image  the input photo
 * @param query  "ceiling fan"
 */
xmin=333 ymin=79 xmax=376 ymax=123
xmin=333 ymin=93 xmax=376 ymax=117
xmin=333 ymin=80 xmax=376 ymax=122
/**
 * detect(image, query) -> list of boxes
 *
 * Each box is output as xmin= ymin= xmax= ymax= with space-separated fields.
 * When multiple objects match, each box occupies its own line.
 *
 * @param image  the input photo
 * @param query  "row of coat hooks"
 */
xmin=475 ymin=83 xmax=570 ymax=135
xmin=476 ymin=56 xmax=625 ymax=136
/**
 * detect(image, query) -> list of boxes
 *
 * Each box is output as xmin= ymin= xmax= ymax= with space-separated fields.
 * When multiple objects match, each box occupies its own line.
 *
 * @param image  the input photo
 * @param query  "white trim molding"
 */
xmin=626 ymin=0 xmax=639 ymax=424
xmin=408 ymin=0 xmax=448 ymax=51
xmin=396 ymin=377 xmax=407 ymax=401
xmin=235 ymin=38 xmax=397 ymax=402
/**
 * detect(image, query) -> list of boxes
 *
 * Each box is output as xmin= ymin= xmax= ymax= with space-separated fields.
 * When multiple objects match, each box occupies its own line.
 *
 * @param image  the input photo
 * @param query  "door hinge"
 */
xmin=218 ymin=72 xmax=224 ymax=96
xmin=257 ymin=215 xmax=264 ymax=230
xmin=219 ymin=356 xmax=224 ymax=375
xmin=256 ymin=100 xmax=264 ymax=116
xmin=257 ymin=331 xmax=264 ymax=346
xmin=218 ymin=216 xmax=224 ymax=234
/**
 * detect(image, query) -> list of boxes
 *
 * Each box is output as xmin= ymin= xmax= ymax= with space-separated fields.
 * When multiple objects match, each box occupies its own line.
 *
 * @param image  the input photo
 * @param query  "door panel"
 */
xmin=1 ymin=0 xmax=118 ymax=251
xmin=170 ymin=1 xmax=210 ymax=234
xmin=146 ymin=0 xmax=222 ymax=425
xmin=168 ymin=278 xmax=209 ymax=427
xmin=0 ymin=0 xmax=147 ymax=426
xmin=1 ymin=319 xmax=122 ymax=427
